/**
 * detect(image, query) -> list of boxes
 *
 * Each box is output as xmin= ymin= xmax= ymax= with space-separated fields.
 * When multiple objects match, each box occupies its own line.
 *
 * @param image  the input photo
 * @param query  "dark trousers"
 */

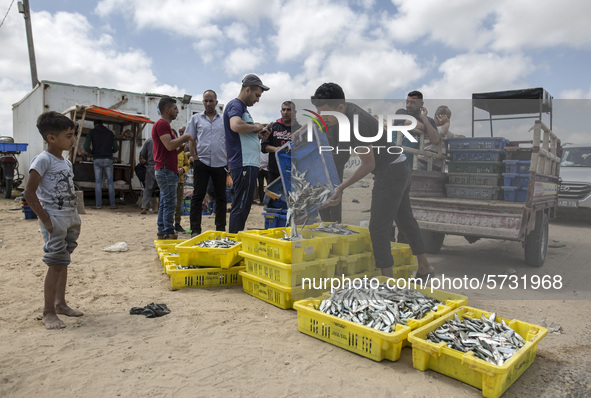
xmin=190 ymin=160 xmax=227 ymax=235
xmin=370 ymin=161 xmax=425 ymax=269
xmin=229 ymin=166 xmax=258 ymax=233
xmin=257 ymin=169 xmax=269 ymax=202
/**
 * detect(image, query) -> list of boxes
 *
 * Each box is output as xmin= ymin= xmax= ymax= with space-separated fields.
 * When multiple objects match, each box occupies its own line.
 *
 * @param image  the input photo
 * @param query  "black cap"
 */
xmin=242 ymin=74 xmax=269 ymax=91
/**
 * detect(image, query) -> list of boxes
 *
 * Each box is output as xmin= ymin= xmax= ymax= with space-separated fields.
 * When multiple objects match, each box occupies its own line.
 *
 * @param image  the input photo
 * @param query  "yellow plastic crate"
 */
xmin=240 ymin=270 xmax=339 ymax=310
xmin=335 ymin=252 xmax=375 ymax=276
xmin=293 ymin=282 xmax=468 ymax=362
xmin=175 ymin=231 xmax=242 ymax=268
xmin=408 ymin=306 xmax=548 ymax=398
xmin=161 ymin=254 xmax=180 ymax=269
xmin=391 ymin=263 xmax=418 ymax=280
xmin=307 ymin=224 xmax=372 ymax=256
xmin=240 ymin=250 xmax=339 ymax=287
xmin=391 ymin=242 xmax=416 ymax=266
xmin=168 ymin=265 xmax=246 ymax=290
xmin=237 ymin=227 xmax=337 ymax=264
xmin=154 ymin=239 xmax=186 ymax=251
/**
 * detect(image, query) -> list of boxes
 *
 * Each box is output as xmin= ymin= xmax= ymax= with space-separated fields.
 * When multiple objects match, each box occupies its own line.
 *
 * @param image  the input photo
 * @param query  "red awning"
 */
xmin=65 ymin=105 xmax=154 ymax=124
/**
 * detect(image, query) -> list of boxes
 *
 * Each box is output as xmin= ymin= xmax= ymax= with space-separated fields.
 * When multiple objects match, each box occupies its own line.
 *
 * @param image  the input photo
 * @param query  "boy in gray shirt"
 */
xmin=25 ymin=111 xmax=82 ymax=330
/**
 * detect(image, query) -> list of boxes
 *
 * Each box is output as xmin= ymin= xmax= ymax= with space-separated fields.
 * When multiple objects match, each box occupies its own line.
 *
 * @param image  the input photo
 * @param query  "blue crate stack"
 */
xmin=501 ymin=160 xmax=531 ymax=202
xmin=446 ymin=137 xmax=508 ymax=200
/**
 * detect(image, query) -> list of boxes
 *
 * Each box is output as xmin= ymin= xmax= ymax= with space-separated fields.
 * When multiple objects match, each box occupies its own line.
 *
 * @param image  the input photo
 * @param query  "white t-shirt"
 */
xmin=29 ymin=151 xmax=78 ymax=215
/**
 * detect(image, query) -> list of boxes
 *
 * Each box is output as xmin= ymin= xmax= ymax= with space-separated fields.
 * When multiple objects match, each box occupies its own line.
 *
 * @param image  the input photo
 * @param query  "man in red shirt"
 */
xmin=152 ymin=97 xmax=194 ymax=239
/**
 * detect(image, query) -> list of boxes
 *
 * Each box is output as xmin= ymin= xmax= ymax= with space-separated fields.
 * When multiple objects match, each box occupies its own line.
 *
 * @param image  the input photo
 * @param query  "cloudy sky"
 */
xmin=1 ymin=0 xmax=591 ymax=140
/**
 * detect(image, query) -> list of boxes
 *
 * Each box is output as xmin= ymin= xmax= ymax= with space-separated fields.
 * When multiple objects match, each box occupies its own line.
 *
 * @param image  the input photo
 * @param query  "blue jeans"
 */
xmin=93 ymin=158 xmax=115 ymax=207
xmin=155 ymin=168 xmax=179 ymax=236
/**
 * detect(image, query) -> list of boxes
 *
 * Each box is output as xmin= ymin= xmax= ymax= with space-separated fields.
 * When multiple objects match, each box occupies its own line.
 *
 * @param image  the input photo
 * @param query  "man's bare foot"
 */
xmin=43 ymin=313 xmax=66 ymax=330
xmin=56 ymin=304 xmax=83 ymax=317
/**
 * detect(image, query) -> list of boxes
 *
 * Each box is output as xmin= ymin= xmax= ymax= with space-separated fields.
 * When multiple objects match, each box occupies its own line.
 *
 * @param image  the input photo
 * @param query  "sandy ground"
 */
xmin=1 ymin=185 xmax=590 ymax=398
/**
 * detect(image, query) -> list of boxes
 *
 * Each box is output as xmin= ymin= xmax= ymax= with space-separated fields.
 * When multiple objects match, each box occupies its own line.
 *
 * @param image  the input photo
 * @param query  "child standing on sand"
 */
xmin=25 ymin=111 xmax=83 ymax=330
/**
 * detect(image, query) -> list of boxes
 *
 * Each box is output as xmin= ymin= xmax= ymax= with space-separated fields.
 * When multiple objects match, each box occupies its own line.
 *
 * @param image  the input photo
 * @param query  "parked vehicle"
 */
xmin=558 ymin=143 xmax=591 ymax=215
xmin=0 ymin=136 xmax=26 ymax=198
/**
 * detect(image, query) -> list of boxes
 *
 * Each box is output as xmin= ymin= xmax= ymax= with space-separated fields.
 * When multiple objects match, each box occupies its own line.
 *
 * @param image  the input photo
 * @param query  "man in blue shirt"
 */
xmin=223 ymin=74 xmax=270 ymax=233
xmin=186 ymin=90 xmax=228 ymax=236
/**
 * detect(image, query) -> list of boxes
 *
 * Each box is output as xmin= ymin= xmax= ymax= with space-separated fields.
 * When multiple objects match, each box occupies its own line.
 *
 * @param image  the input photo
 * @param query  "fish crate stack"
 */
xmin=237 ymin=226 xmax=340 ymax=309
xmin=501 ymin=160 xmax=531 ymax=202
xmin=154 ymin=232 xmax=246 ymax=290
xmin=446 ymin=138 xmax=508 ymax=200
xmin=293 ymin=277 xmax=469 ymax=362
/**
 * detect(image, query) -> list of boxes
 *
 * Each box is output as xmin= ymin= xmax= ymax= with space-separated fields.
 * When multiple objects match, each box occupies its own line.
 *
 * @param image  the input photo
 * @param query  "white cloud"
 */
xmin=560 ymin=87 xmax=591 ymax=99
xmin=224 ymin=48 xmax=265 ymax=75
xmin=224 ymin=22 xmax=249 ymax=44
xmin=491 ymin=0 xmax=591 ymax=51
xmin=418 ymin=53 xmax=535 ymax=98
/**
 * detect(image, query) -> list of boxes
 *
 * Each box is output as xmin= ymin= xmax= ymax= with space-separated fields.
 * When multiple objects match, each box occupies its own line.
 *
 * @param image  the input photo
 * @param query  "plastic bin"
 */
xmin=22 ymin=205 xmax=37 ymax=219
xmin=391 ymin=242 xmax=416 ymax=266
xmin=446 ymin=184 xmax=500 ymax=200
xmin=308 ymin=224 xmax=372 ymax=256
xmin=293 ymin=281 xmax=468 ymax=362
xmin=240 ymin=250 xmax=338 ymax=287
xmin=447 ymin=173 xmax=501 ymax=187
xmin=175 ymin=231 xmax=242 ymax=268
xmin=263 ymin=209 xmax=288 ymax=229
xmin=408 ymin=306 xmax=548 ymax=398
xmin=0 ymin=142 xmax=28 ymax=152
xmin=239 ymin=270 xmax=331 ymax=309
xmin=181 ymin=199 xmax=191 ymax=216
xmin=502 ymin=173 xmax=529 ymax=188
xmin=448 ymin=137 xmax=508 ymax=151
xmin=168 ymin=264 xmax=246 ymax=290
xmin=501 ymin=186 xmax=527 ymax=202
xmin=503 ymin=160 xmax=531 ymax=174
xmin=335 ymin=252 xmax=375 ymax=276
xmin=238 ymin=227 xmax=337 ymax=263
xmin=447 ymin=161 xmax=503 ymax=174
xmin=449 ymin=149 xmax=504 ymax=162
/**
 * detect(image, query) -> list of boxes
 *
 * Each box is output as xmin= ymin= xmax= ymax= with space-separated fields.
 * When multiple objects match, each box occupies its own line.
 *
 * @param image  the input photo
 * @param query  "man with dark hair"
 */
xmin=223 ymin=74 xmax=270 ymax=233
xmin=312 ymin=83 xmax=435 ymax=280
xmin=186 ymin=90 xmax=228 ymax=237
xmin=261 ymin=100 xmax=301 ymax=182
xmin=152 ymin=96 xmax=194 ymax=240
xmin=83 ymin=120 xmax=120 ymax=209
xmin=394 ymin=90 xmax=440 ymax=167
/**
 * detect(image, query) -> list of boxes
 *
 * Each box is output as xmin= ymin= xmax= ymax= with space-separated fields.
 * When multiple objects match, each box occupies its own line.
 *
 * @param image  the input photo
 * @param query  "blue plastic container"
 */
xmin=448 ymin=137 xmax=508 ymax=150
xmin=504 ymin=160 xmax=531 ymax=174
xmin=0 ymin=142 xmax=28 ymax=152
xmin=502 ymin=186 xmax=528 ymax=202
xmin=181 ymin=199 xmax=191 ymax=216
xmin=263 ymin=208 xmax=288 ymax=229
xmin=448 ymin=149 xmax=504 ymax=162
xmin=502 ymin=173 xmax=529 ymax=188
xmin=22 ymin=205 xmax=37 ymax=219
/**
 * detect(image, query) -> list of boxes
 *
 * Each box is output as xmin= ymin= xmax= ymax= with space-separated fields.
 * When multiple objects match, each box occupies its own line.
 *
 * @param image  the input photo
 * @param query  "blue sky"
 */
xmin=1 ymin=0 xmax=591 ymax=141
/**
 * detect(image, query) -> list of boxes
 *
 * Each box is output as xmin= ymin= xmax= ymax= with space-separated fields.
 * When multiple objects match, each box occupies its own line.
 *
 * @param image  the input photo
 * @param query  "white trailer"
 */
xmin=12 ymin=80 xmax=210 ymax=186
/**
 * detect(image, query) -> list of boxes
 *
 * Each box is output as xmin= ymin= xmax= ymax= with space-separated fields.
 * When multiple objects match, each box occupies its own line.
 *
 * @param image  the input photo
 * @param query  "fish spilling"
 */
xmin=314 ymin=284 xmax=442 ymax=333
xmin=194 ymin=238 xmax=238 ymax=248
xmin=426 ymin=313 xmax=526 ymax=365
xmin=287 ymin=166 xmax=332 ymax=224
xmin=311 ymin=222 xmax=358 ymax=235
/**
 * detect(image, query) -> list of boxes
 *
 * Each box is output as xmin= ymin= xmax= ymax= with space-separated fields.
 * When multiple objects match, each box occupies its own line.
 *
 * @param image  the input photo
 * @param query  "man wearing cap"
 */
xmin=223 ymin=74 xmax=270 ymax=233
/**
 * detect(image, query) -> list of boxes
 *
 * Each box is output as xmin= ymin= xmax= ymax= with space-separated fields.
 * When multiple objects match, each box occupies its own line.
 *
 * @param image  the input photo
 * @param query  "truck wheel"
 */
xmin=525 ymin=211 xmax=548 ymax=267
xmin=421 ymin=230 xmax=445 ymax=254
xmin=4 ymin=179 xmax=12 ymax=198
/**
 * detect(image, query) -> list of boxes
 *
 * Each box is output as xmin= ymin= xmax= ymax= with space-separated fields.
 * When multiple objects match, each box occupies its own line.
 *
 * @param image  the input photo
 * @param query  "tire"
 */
xmin=421 ymin=230 xmax=445 ymax=254
xmin=525 ymin=211 xmax=548 ymax=267
xmin=4 ymin=179 xmax=12 ymax=198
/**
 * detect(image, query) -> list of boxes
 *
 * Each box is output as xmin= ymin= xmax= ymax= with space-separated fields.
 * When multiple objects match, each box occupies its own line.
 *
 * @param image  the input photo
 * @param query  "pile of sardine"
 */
xmin=426 ymin=313 xmax=526 ymax=365
xmin=315 ymin=284 xmax=442 ymax=333
xmin=287 ymin=167 xmax=332 ymax=222
xmin=195 ymin=238 xmax=237 ymax=248
xmin=311 ymin=222 xmax=358 ymax=235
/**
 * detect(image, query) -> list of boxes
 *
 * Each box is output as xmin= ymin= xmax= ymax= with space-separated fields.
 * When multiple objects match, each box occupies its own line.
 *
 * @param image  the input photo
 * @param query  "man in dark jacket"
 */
xmin=84 ymin=120 xmax=119 ymax=209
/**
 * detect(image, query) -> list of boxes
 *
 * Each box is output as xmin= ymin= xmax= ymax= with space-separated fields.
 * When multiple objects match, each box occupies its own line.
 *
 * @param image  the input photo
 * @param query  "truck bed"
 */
xmin=410 ymin=197 xmax=527 ymax=240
